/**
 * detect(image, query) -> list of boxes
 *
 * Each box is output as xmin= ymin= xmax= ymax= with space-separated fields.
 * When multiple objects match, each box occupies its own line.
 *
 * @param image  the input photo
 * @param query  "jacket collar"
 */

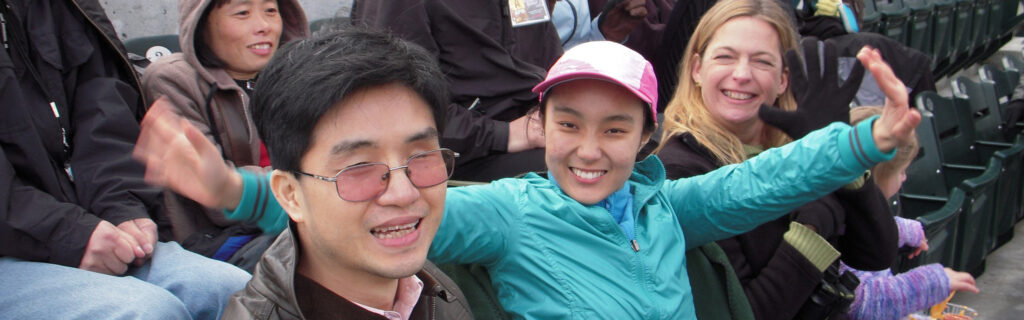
xmin=248 ymin=221 xmax=466 ymax=319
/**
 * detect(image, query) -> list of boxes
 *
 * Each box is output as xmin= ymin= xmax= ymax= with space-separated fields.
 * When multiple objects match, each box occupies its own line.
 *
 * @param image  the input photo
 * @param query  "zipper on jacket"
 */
xmin=630 ymin=239 xmax=639 ymax=252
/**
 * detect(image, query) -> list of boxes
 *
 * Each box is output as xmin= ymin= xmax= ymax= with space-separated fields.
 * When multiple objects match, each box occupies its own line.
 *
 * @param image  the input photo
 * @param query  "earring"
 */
xmin=695 ymin=81 xmax=701 ymax=88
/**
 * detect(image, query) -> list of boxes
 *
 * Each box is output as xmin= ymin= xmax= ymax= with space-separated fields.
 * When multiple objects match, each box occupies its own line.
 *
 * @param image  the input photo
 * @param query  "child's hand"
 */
xmin=908 ymin=238 xmax=929 ymax=259
xmin=857 ymin=46 xmax=921 ymax=153
xmin=944 ymin=268 xmax=980 ymax=293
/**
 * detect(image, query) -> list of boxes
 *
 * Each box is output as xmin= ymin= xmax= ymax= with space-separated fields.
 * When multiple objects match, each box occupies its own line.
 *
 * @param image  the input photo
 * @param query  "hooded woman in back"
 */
xmin=141 ymin=0 xmax=308 ymax=271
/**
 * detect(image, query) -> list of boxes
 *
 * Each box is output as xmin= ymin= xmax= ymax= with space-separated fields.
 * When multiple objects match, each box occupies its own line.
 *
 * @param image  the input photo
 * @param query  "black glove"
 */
xmin=759 ymin=37 xmax=865 ymax=139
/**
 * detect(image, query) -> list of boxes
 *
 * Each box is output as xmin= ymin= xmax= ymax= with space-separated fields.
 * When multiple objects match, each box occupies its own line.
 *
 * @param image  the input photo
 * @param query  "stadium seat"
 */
xmin=939 ymin=0 xmax=974 ymax=75
xmin=906 ymin=95 xmax=1002 ymax=274
xmin=861 ymin=0 xmax=885 ymax=33
xmin=124 ymin=34 xmax=181 ymax=63
xmin=927 ymin=0 xmax=956 ymax=72
xmin=878 ymin=0 xmax=913 ymax=45
xmin=924 ymin=91 xmax=1024 ymax=251
xmin=905 ymin=0 xmax=935 ymax=58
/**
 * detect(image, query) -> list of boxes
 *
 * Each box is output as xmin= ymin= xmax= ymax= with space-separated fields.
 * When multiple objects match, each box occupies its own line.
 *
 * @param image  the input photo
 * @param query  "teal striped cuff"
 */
xmin=838 ymin=115 xmax=896 ymax=172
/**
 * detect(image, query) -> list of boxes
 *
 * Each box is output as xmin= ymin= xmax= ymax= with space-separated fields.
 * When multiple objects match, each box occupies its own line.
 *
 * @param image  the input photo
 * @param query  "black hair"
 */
xmin=194 ymin=0 xmax=233 ymax=68
xmin=251 ymin=28 xmax=449 ymax=173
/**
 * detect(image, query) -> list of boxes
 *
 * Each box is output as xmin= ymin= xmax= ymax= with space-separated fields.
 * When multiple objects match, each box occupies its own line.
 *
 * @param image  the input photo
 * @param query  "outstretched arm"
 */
xmin=670 ymin=46 xmax=920 ymax=248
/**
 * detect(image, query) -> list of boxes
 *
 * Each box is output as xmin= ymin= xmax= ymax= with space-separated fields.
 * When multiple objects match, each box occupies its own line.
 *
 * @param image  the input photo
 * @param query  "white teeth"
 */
xmin=572 ymin=168 xmax=605 ymax=180
xmin=249 ymin=44 xmax=270 ymax=49
xmin=723 ymin=90 xmax=753 ymax=100
xmin=371 ymin=220 xmax=419 ymax=239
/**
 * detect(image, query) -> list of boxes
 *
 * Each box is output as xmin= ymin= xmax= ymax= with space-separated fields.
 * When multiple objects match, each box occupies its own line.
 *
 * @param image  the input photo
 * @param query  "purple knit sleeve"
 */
xmin=846 ymin=263 xmax=950 ymax=320
xmin=894 ymin=216 xmax=925 ymax=248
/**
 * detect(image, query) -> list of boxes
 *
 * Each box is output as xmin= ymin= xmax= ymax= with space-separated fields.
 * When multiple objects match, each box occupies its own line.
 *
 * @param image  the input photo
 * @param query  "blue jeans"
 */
xmin=0 ymin=242 xmax=250 ymax=319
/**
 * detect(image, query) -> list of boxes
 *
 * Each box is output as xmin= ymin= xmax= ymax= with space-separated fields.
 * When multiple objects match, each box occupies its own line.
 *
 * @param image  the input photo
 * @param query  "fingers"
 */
xmin=800 ymin=37 xmax=822 ymax=82
xmin=785 ymin=45 xmax=808 ymax=91
xmin=79 ymin=221 xmax=135 ymax=275
xmin=757 ymin=103 xmax=797 ymax=137
xmin=118 ymin=219 xmax=157 ymax=265
xmin=945 ymin=268 xmax=980 ymax=293
xmin=858 ymin=46 xmax=907 ymax=108
xmin=115 ymin=221 xmax=145 ymax=262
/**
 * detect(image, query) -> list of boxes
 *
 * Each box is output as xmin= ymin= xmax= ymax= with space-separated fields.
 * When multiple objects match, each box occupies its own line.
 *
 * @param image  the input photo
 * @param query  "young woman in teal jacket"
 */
xmin=135 ymin=22 xmax=921 ymax=320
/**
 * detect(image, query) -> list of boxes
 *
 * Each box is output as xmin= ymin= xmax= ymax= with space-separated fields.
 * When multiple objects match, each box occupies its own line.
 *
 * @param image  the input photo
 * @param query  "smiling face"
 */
xmin=279 ymin=83 xmax=445 ymax=283
xmin=544 ymin=80 xmax=651 ymax=205
xmin=203 ymin=0 xmax=282 ymax=80
xmin=691 ymin=16 xmax=788 ymax=134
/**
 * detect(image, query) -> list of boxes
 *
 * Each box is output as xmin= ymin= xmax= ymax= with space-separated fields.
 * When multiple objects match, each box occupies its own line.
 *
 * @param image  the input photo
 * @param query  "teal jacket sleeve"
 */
xmin=428 ymin=181 xmax=520 ymax=265
xmin=667 ymin=118 xmax=894 ymax=250
xmin=222 ymin=169 xmax=287 ymax=234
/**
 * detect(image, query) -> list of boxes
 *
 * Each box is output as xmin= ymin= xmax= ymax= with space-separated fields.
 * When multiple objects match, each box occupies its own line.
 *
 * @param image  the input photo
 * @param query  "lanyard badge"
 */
xmin=509 ymin=0 xmax=551 ymax=27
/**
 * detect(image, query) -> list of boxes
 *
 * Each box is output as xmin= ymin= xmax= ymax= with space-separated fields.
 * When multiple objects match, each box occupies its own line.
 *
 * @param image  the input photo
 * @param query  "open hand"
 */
xmin=134 ymin=97 xmax=243 ymax=209
xmin=857 ymin=46 xmax=921 ymax=152
xmin=944 ymin=268 xmax=980 ymax=293
xmin=759 ymin=37 xmax=865 ymax=139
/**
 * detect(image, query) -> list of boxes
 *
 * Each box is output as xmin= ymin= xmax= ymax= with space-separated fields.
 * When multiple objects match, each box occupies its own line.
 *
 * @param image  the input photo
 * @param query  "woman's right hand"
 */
xmin=134 ymin=97 xmax=244 ymax=210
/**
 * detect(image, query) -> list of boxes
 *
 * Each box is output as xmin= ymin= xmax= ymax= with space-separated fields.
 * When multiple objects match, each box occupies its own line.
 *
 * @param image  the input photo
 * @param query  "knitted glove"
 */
xmin=759 ymin=37 xmax=865 ymax=139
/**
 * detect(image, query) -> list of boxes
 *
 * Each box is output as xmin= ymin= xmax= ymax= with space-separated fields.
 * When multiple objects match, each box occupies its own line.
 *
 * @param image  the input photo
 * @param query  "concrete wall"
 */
xmin=100 ymin=0 xmax=352 ymax=41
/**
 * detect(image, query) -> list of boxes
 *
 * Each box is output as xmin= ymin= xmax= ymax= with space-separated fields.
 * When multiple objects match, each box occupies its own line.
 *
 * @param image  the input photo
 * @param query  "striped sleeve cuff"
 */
xmin=838 ymin=115 xmax=896 ymax=172
xmin=223 ymin=169 xmax=286 ymax=234
xmin=784 ymin=222 xmax=841 ymax=272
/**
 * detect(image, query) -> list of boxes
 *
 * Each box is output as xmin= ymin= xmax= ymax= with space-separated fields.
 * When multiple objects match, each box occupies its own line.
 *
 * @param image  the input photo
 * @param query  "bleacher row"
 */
xmin=892 ymin=54 xmax=1024 ymax=277
xmin=858 ymin=0 xmax=1024 ymax=77
xmin=848 ymin=0 xmax=1024 ymax=277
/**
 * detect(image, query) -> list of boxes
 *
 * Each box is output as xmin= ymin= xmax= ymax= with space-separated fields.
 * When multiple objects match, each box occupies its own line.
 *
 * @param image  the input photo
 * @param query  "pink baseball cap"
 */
xmin=532 ymin=41 xmax=658 ymax=123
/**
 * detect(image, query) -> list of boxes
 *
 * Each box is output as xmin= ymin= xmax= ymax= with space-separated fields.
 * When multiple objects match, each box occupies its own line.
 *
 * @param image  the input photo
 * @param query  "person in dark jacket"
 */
xmin=139 ymin=29 xmax=473 ymax=319
xmin=655 ymin=0 xmax=898 ymax=318
xmin=0 ymin=0 xmax=249 ymax=318
xmin=350 ymin=0 xmax=552 ymax=181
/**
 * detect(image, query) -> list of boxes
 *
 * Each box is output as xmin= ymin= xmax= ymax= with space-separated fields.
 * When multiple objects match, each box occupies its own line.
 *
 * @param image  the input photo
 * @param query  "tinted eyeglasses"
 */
xmin=293 ymin=148 xmax=459 ymax=202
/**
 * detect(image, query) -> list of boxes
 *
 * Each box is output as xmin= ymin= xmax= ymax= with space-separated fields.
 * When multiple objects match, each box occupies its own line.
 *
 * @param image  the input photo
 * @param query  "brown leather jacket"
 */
xmin=223 ymin=225 xmax=474 ymax=320
xmin=139 ymin=0 xmax=308 ymax=242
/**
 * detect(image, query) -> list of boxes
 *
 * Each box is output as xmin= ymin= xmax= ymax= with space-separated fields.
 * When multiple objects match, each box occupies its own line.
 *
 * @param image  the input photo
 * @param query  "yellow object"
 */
xmin=815 ymin=0 xmax=841 ymax=17
xmin=930 ymin=292 xmax=956 ymax=319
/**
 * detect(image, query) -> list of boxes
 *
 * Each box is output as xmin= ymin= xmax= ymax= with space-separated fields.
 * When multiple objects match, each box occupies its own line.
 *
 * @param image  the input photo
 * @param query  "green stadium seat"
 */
xmin=927 ymin=0 xmax=957 ymax=72
xmin=906 ymin=0 xmax=936 ymax=57
xmin=908 ymin=95 xmax=1002 ymax=274
xmin=878 ymin=0 xmax=913 ymax=45
xmin=966 ymin=0 xmax=992 ymax=65
xmin=895 ymin=189 xmax=965 ymax=272
xmin=940 ymin=0 xmax=974 ymax=75
xmin=861 ymin=0 xmax=885 ymax=33
xmin=925 ymin=91 xmax=1024 ymax=251
xmin=123 ymin=34 xmax=180 ymax=63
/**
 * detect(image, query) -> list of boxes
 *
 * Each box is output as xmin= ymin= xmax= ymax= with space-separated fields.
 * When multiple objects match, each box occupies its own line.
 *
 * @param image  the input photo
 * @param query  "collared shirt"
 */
xmin=295 ymin=272 xmax=423 ymax=320
xmin=352 ymin=276 xmax=425 ymax=320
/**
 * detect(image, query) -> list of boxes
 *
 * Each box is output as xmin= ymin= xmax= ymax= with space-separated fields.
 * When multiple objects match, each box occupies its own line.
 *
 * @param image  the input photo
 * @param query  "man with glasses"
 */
xmin=137 ymin=29 xmax=473 ymax=319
